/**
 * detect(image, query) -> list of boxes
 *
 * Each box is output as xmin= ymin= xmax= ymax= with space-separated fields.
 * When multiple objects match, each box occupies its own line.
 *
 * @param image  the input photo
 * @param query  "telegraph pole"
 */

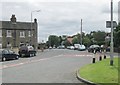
xmin=110 ymin=0 xmax=114 ymax=66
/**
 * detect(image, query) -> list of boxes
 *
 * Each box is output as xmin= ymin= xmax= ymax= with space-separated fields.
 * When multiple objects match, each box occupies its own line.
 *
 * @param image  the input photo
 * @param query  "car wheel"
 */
xmin=16 ymin=56 xmax=19 ymax=59
xmin=32 ymin=53 xmax=34 ymax=57
xmin=30 ymin=54 xmax=32 ymax=57
xmin=2 ymin=57 xmax=6 ymax=61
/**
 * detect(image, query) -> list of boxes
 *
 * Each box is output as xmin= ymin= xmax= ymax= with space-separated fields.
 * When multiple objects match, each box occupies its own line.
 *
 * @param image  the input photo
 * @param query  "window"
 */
xmin=7 ymin=42 xmax=11 ymax=48
xmin=7 ymin=30 xmax=12 ymax=37
xmin=28 ymin=31 xmax=31 ymax=37
xmin=0 ymin=30 xmax=2 ymax=37
xmin=20 ymin=31 xmax=25 ymax=38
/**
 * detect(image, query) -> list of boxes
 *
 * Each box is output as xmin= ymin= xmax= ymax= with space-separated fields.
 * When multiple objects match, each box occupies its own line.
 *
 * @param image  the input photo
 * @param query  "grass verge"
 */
xmin=79 ymin=57 xmax=119 ymax=85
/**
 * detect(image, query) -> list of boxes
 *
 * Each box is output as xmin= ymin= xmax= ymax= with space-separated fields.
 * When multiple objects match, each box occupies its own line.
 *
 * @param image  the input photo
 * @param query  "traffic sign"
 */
xmin=106 ymin=21 xmax=117 ymax=28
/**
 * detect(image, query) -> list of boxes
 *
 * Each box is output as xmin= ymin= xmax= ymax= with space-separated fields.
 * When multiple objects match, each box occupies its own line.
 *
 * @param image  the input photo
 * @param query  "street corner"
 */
xmin=76 ymin=70 xmax=96 ymax=85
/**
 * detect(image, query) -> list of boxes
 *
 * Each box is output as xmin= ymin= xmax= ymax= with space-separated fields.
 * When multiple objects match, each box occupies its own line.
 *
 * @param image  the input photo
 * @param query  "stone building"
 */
xmin=0 ymin=15 xmax=38 ymax=49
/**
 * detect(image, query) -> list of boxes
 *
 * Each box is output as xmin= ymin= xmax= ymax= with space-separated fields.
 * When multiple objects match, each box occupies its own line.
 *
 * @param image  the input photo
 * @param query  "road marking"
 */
xmin=0 ymin=54 xmax=92 ymax=70
xmin=0 ymin=55 xmax=63 ymax=70
xmin=63 ymin=54 xmax=93 ymax=57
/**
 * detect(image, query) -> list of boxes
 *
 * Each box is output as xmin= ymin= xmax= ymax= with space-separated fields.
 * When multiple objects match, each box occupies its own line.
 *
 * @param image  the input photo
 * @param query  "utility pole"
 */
xmin=80 ymin=19 xmax=82 ymax=45
xmin=110 ymin=0 xmax=114 ymax=66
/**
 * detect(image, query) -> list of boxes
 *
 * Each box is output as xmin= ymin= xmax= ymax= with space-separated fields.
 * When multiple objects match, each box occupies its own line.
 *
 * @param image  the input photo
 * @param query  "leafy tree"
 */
xmin=114 ymin=24 xmax=120 ymax=47
xmin=91 ymin=31 xmax=106 ymax=45
xmin=48 ymin=35 xmax=60 ymax=47
xmin=83 ymin=36 xmax=91 ymax=47
xmin=72 ymin=37 xmax=79 ymax=44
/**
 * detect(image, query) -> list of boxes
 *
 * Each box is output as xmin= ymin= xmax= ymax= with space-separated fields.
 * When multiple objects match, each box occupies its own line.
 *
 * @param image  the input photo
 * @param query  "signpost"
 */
xmin=106 ymin=0 xmax=117 ymax=66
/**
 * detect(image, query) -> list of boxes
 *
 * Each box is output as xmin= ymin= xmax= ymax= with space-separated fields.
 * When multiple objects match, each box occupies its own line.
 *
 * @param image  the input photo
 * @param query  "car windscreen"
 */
xmin=8 ymin=50 xmax=14 ymax=54
xmin=93 ymin=45 xmax=99 ymax=48
xmin=90 ymin=45 xmax=99 ymax=48
xmin=2 ymin=50 xmax=9 ymax=54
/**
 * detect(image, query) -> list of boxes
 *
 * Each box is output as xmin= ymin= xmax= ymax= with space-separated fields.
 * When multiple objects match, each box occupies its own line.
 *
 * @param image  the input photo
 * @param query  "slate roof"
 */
xmin=0 ymin=21 xmax=35 ymax=30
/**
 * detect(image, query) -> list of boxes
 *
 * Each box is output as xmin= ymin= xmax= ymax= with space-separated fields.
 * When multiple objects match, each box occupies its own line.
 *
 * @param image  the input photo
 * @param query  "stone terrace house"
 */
xmin=0 ymin=15 xmax=38 ymax=49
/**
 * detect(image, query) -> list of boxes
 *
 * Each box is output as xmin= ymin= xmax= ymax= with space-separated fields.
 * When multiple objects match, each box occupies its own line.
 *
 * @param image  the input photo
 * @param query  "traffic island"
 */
xmin=76 ymin=58 xmax=119 ymax=85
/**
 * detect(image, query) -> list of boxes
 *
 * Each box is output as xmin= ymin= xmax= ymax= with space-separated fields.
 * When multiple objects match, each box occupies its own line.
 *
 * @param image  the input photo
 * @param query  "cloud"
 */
xmin=102 ymin=3 xmax=118 ymax=14
xmin=1 ymin=0 xmax=119 ymax=42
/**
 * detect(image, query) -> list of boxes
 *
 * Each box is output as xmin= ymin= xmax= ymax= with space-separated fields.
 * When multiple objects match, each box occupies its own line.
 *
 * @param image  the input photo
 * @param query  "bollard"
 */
xmin=104 ymin=55 xmax=106 ymax=59
xmin=92 ymin=50 xmax=96 ymax=63
xmin=103 ymin=49 xmax=106 ymax=59
xmin=92 ymin=57 xmax=96 ymax=63
xmin=99 ymin=56 xmax=102 ymax=61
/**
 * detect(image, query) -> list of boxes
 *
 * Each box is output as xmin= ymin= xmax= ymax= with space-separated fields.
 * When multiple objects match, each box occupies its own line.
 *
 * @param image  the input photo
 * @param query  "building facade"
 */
xmin=67 ymin=36 xmax=73 ymax=44
xmin=0 ymin=15 xmax=38 ymax=49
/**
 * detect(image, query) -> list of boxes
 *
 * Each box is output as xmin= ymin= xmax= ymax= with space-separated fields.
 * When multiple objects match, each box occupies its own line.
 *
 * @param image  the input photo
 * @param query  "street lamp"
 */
xmin=80 ymin=19 xmax=82 ymax=45
xmin=110 ymin=0 xmax=114 ymax=66
xmin=30 ymin=10 xmax=40 ymax=45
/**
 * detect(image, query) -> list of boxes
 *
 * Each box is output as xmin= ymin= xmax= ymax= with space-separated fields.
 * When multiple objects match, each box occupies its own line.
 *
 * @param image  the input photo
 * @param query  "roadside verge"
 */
xmin=76 ymin=70 xmax=97 ymax=85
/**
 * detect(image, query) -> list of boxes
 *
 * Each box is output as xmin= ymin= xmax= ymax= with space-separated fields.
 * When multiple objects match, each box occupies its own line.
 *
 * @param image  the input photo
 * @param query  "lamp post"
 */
xmin=110 ymin=0 xmax=114 ymax=66
xmin=30 ymin=10 xmax=40 ymax=45
xmin=80 ymin=19 xmax=82 ymax=45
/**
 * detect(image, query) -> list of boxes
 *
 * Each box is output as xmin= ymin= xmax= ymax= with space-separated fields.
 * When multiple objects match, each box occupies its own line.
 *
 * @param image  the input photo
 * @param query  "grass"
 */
xmin=79 ymin=57 xmax=119 ymax=85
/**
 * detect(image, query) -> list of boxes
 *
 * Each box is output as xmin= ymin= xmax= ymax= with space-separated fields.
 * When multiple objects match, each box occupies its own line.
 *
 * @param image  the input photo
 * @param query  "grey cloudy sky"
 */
xmin=0 ymin=0 xmax=119 ymax=42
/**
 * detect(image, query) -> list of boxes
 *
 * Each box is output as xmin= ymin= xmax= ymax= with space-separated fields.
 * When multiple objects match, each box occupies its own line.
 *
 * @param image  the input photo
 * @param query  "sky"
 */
xmin=0 ymin=0 xmax=119 ymax=43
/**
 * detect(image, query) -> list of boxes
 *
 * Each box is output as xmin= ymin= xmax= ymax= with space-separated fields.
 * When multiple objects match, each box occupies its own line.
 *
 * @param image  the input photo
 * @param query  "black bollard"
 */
xmin=99 ymin=56 xmax=102 ymax=61
xmin=92 ymin=50 xmax=96 ymax=63
xmin=104 ymin=55 xmax=106 ymax=59
xmin=92 ymin=57 xmax=96 ymax=63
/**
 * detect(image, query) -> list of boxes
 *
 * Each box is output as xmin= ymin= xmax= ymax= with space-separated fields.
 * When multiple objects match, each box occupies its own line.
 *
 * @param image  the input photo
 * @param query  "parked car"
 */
xmin=58 ymin=45 xmax=65 ymax=49
xmin=69 ymin=46 xmax=75 ymax=50
xmin=88 ymin=45 xmax=100 ymax=53
xmin=18 ymin=45 xmax=37 ymax=57
xmin=106 ymin=46 xmax=110 ymax=52
xmin=74 ymin=44 xmax=80 ymax=50
xmin=78 ymin=45 xmax=86 ymax=51
xmin=49 ymin=46 xmax=52 ymax=49
xmin=67 ymin=46 xmax=71 ymax=49
xmin=100 ymin=45 xmax=104 ymax=52
xmin=0 ymin=49 xmax=19 ymax=61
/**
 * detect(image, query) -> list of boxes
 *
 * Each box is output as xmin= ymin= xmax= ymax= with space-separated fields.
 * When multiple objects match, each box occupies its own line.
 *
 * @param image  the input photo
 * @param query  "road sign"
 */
xmin=106 ymin=21 xmax=117 ymax=28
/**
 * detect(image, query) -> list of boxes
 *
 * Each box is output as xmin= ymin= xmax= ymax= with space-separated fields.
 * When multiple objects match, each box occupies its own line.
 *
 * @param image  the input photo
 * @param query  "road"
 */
xmin=1 ymin=49 xmax=93 ymax=83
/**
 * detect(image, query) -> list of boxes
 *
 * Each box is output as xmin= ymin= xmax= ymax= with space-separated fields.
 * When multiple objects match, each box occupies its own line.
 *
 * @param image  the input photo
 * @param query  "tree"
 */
xmin=72 ymin=37 xmax=79 ymax=44
xmin=92 ymin=31 xmax=106 ymax=45
xmin=83 ymin=36 xmax=91 ymax=47
xmin=114 ymin=24 xmax=120 ymax=47
xmin=48 ymin=35 xmax=60 ymax=47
